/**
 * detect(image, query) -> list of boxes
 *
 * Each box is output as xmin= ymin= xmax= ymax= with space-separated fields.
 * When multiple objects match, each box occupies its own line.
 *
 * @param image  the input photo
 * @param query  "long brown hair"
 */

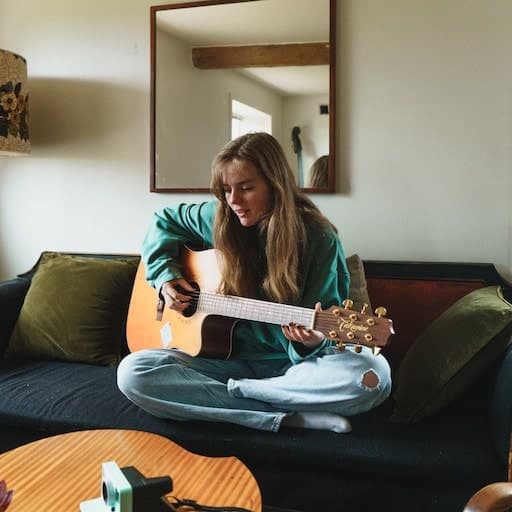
xmin=211 ymin=132 xmax=334 ymax=304
xmin=309 ymin=155 xmax=329 ymax=188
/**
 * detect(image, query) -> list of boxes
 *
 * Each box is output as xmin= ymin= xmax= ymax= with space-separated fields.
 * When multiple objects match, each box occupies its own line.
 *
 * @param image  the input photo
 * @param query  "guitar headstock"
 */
xmin=314 ymin=299 xmax=394 ymax=354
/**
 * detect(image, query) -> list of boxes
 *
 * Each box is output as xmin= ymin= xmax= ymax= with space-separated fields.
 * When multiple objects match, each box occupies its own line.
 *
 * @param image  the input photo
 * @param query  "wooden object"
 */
xmin=463 ymin=483 xmax=512 ymax=512
xmin=149 ymin=0 xmax=337 ymax=194
xmin=0 ymin=429 xmax=261 ymax=511
xmin=192 ymin=42 xmax=329 ymax=69
xmin=463 ymin=433 xmax=512 ymax=512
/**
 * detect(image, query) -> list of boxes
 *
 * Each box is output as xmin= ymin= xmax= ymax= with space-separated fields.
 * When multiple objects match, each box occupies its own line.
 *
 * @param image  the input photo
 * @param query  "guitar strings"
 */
xmin=181 ymin=289 xmax=316 ymax=327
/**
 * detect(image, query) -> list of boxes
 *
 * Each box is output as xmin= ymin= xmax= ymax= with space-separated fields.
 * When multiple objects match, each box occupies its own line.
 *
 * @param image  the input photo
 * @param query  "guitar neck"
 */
xmin=197 ymin=291 xmax=315 ymax=328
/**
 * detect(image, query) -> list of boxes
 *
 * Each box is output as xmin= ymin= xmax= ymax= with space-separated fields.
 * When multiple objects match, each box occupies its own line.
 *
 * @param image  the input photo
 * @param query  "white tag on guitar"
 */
xmin=160 ymin=322 xmax=173 ymax=348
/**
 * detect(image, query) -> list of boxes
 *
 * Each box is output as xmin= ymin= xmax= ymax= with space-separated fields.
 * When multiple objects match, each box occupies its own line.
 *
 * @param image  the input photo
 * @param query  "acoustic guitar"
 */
xmin=126 ymin=247 xmax=394 ymax=359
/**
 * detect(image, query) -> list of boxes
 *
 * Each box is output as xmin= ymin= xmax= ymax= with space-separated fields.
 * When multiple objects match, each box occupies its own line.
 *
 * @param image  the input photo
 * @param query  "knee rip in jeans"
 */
xmin=360 ymin=370 xmax=379 ymax=391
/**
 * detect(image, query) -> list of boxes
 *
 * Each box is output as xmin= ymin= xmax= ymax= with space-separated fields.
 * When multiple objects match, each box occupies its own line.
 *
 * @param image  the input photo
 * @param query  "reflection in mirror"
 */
xmin=150 ymin=0 xmax=335 ymax=193
xmin=308 ymin=155 xmax=329 ymax=188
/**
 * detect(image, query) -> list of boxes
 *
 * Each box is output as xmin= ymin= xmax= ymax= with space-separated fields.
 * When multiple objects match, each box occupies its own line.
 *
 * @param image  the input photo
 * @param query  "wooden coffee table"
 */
xmin=0 ymin=429 xmax=262 ymax=511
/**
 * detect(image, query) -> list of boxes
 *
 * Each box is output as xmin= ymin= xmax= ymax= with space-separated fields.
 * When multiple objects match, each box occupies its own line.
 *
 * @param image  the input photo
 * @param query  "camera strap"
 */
xmin=165 ymin=496 xmax=252 ymax=512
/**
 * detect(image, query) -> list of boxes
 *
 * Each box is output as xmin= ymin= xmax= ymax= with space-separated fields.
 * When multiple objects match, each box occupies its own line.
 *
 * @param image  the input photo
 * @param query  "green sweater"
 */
xmin=142 ymin=201 xmax=350 ymax=364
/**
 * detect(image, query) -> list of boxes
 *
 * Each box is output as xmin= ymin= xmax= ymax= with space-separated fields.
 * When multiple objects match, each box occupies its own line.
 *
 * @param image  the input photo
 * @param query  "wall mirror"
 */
xmin=150 ymin=0 xmax=336 ymax=193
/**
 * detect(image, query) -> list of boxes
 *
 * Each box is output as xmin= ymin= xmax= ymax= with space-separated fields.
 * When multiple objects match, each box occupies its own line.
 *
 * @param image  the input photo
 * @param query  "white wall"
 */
xmin=331 ymin=0 xmax=512 ymax=278
xmin=0 ymin=0 xmax=511 ymax=281
xmin=156 ymin=28 xmax=283 ymax=188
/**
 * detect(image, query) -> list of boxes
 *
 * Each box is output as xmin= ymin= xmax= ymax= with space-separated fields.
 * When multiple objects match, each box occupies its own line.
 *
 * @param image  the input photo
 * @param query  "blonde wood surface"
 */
xmin=0 ymin=429 xmax=261 ymax=511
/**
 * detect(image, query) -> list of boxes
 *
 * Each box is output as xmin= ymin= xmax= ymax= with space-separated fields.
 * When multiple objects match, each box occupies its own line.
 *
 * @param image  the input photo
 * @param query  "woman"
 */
xmin=308 ymin=154 xmax=329 ymax=188
xmin=118 ymin=132 xmax=391 ymax=433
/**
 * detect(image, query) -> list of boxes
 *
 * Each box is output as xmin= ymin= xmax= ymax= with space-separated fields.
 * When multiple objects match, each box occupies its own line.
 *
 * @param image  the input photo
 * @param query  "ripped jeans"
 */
xmin=117 ymin=345 xmax=392 ymax=432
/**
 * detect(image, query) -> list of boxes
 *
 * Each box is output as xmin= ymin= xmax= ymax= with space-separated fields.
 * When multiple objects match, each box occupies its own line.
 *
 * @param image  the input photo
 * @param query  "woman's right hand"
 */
xmin=160 ymin=279 xmax=195 ymax=313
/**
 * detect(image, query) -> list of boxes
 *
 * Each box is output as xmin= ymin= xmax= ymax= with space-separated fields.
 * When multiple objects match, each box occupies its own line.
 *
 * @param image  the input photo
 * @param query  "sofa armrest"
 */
xmin=490 ymin=344 xmax=512 ymax=466
xmin=0 ymin=277 xmax=31 ymax=357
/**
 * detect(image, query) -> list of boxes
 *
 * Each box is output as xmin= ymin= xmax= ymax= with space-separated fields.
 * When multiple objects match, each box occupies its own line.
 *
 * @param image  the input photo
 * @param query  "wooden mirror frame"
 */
xmin=150 ymin=0 xmax=336 ymax=193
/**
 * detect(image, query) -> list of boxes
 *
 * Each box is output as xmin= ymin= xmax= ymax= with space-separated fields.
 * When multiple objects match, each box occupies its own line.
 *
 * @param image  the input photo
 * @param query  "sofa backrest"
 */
xmin=14 ymin=253 xmax=511 ymax=374
xmin=363 ymin=260 xmax=512 ymax=371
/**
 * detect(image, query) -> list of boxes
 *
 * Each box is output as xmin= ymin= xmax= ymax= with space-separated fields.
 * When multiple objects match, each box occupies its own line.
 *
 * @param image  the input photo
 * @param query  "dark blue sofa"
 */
xmin=0 ymin=254 xmax=511 ymax=512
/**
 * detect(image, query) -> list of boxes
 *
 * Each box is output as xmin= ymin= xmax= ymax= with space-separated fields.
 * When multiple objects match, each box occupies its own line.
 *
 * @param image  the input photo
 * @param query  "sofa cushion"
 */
xmin=6 ymin=253 xmax=138 ymax=366
xmin=392 ymin=285 xmax=512 ymax=423
xmin=490 ymin=343 xmax=512 ymax=464
xmin=0 ymin=359 xmax=502 ymax=487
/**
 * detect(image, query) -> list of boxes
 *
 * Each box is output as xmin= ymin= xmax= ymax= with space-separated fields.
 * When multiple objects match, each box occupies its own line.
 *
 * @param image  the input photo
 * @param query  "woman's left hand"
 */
xmin=281 ymin=302 xmax=325 ymax=348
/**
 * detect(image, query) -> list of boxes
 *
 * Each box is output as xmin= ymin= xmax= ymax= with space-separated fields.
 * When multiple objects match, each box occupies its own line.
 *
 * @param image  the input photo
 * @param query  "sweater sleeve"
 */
xmin=286 ymin=228 xmax=350 ymax=363
xmin=142 ymin=201 xmax=217 ymax=290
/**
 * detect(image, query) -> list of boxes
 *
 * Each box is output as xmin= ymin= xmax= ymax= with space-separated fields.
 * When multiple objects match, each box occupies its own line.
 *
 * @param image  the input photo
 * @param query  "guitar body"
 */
xmin=127 ymin=248 xmax=237 ymax=359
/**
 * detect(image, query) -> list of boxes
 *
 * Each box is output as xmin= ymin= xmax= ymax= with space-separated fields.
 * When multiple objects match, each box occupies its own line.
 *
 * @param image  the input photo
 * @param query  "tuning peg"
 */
xmin=361 ymin=303 xmax=369 ymax=314
xmin=375 ymin=306 xmax=387 ymax=318
xmin=329 ymin=330 xmax=338 ymax=339
xmin=355 ymin=344 xmax=362 ymax=353
xmin=364 ymin=333 xmax=373 ymax=342
xmin=342 ymin=299 xmax=354 ymax=309
xmin=336 ymin=341 xmax=346 ymax=351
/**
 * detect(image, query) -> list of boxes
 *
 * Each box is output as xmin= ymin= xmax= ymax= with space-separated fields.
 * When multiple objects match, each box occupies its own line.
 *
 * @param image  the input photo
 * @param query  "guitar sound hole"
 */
xmin=177 ymin=283 xmax=199 ymax=318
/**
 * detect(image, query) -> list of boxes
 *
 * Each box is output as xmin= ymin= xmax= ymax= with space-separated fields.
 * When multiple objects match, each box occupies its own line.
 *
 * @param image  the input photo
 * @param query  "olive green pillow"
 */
xmin=6 ymin=253 xmax=139 ymax=366
xmin=392 ymin=285 xmax=512 ymax=423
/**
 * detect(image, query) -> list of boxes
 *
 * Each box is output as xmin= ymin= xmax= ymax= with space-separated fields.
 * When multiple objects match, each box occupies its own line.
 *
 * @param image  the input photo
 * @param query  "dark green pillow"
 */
xmin=6 ymin=253 xmax=138 ymax=366
xmin=392 ymin=285 xmax=512 ymax=423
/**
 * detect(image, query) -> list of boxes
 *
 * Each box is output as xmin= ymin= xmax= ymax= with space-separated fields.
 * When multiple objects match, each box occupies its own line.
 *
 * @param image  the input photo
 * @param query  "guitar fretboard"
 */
xmin=197 ymin=292 xmax=315 ymax=328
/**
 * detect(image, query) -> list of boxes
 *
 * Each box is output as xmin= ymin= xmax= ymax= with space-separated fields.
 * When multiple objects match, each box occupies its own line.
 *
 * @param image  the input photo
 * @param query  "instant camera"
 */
xmin=80 ymin=461 xmax=172 ymax=512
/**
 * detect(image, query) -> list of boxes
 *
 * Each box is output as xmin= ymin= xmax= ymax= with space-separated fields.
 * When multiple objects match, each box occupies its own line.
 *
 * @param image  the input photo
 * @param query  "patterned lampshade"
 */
xmin=0 ymin=49 xmax=30 ymax=155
